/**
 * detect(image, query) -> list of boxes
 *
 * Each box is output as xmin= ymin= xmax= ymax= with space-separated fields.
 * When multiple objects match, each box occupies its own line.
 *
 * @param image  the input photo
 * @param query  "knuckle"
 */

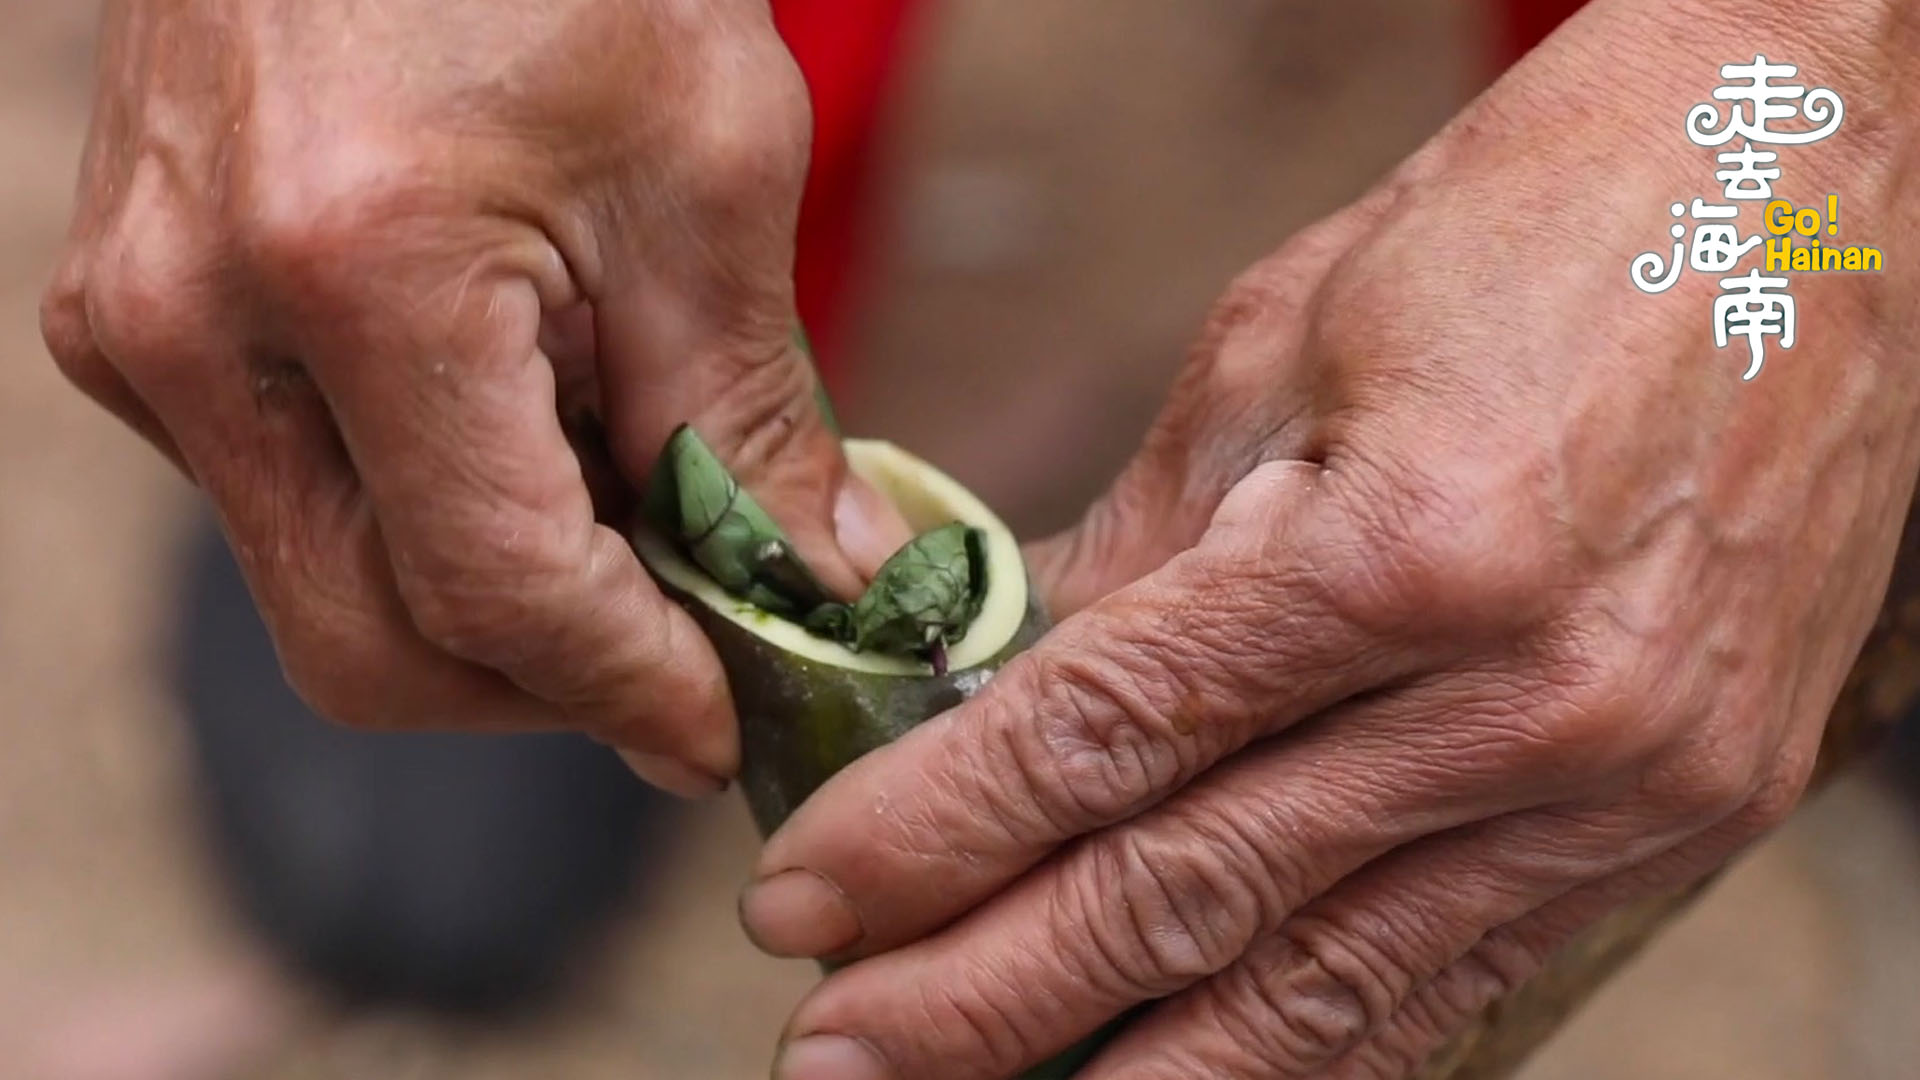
xmin=240 ymin=538 xmax=401 ymax=731
xmin=39 ymin=272 xmax=112 ymax=394
xmin=393 ymin=529 xmax=579 ymax=667
xmin=1633 ymin=684 xmax=1783 ymax=826
xmin=1013 ymin=645 xmax=1197 ymax=828
xmin=688 ymin=342 xmax=819 ymax=477
xmin=684 ymin=47 xmax=811 ymax=199
xmin=1450 ymin=932 xmax=1539 ymax=1007
xmin=1216 ymin=929 xmax=1401 ymax=1069
xmin=229 ymin=515 xmax=465 ymax=734
xmin=1076 ymin=815 xmax=1271 ymax=995
xmin=280 ymin=644 xmax=382 ymax=730
xmin=239 ymin=208 xmax=361 ymax=294
xmin=1732 ymin=750 xmax=1815 ymax=835
xmin=86 ymin=228 xmax=203 ymax=371
xmin=1549 ymin=660 xmax=1666 ymax=767
xmin=235 ymin=141 xmax=419 ymax=294
xmin=271 ymin=599 xmax=396 ymax=731
xmin=1421 ymin=673 xmax=1617 ymax=788
xmin=1516 ymin=613 xmax=1698 ymax=780
xmin=942 ymin=701 xmax=1089 ymax=848
xmin=1643 ymin=735 xmax=1766 ymax=825
xmin=1322 ymin=459 xmax=1557 ymax=639
xmin=39 ymin=259 xmax=89 ymax=351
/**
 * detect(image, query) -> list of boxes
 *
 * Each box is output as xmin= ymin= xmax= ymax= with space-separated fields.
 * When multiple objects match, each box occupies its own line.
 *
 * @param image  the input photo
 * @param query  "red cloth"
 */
xmin=1495 ymin=0 xmax=1590 ymax=68
xmin=774 ymin=0 xmax=1587 ymax=382
xmin=773 ymin=0 xmax=921 ymax=383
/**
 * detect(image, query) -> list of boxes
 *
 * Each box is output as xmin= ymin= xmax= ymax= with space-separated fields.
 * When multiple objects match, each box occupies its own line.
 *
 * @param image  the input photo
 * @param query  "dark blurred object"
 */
xmin=1887 ymin=706 xmax=1920 ymax=804
xmin=173 ymin=518 xmax=669 ymax=1015
xmin=1492 ymin=0 xmax=1588 ymax=69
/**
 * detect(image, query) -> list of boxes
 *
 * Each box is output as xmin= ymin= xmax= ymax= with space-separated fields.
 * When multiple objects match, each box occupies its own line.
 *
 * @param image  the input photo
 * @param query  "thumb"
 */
xmin=589 ymin=43 xmax=911 ymax=594
xmin=1031 ymin=238 xmax=1340 ymax=616
xmin=596 ymin=287 xmax=910 ymax=598
xmin=1025 ymin=432 xmax=1216 ymax=620
xmin=1026 ymin=357 xmax=1247 ymax=617
xmin=1027 ymin=305 xmax=1316 ymax=616
xmin=589 ymin=8 xmax=931 ymax=594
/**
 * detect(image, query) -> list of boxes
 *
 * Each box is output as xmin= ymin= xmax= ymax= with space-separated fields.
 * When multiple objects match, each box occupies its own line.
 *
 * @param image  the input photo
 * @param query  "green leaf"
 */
xmin=847 ymin=522 xmax=987 ymax=656
xmin=643 ymin=425 xmax=833 ymax=619
xmin=642 ymin=423 xmax=991 ymax=668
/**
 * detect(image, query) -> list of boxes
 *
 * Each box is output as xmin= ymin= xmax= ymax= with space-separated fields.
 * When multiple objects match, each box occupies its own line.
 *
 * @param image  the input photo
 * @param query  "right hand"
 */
xmin=42 ymin=0 xmax=902 ymax=796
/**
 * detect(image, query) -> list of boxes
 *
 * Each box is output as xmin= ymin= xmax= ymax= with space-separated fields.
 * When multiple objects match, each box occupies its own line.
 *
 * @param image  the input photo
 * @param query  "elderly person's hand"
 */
xmin=41 ymin=0 xmax=900 ymax=796
xmin=742 ymin=1 xmax=1920 ymax=1076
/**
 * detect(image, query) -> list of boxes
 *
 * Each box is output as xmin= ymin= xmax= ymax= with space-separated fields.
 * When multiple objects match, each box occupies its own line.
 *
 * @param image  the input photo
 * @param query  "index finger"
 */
xmin=742 ymin=462 xmax=1451 ymax=959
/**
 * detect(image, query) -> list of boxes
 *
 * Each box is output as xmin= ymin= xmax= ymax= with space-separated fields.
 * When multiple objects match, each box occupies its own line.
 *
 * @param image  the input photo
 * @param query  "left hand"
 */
xmin=739 ymin=1 xmax=1920 ymax=1077
xmin=39 ymin=0 xmax=891 ymax=796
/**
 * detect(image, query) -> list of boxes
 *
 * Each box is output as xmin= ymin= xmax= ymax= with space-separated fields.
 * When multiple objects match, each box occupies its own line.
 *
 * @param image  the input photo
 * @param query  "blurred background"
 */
xmin=4 ymin=1 xmax=1919 ymax=1077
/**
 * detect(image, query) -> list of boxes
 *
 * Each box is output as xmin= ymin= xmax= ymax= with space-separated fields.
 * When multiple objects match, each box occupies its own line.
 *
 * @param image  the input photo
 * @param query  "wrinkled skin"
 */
xmin=41 ymin=0 xmax=909 ymax=796
xmin=744 ymin=1 xmax=1920 ymax=1077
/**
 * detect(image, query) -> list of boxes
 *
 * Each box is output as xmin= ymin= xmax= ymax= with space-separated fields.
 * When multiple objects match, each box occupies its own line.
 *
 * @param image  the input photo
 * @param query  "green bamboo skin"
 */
xmin=634 ymin=439 xmax=1119 ymax=1078
xmin=672 ymin=576 xmax=1049 ymax=834
xmin=659 ymin=572 xmax=1120 ymax=1080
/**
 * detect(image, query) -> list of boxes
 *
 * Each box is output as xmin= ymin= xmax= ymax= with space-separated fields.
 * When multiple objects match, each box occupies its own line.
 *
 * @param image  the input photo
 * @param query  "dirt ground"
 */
xmin=4 ymin=2 xmax=1919 ymax=1077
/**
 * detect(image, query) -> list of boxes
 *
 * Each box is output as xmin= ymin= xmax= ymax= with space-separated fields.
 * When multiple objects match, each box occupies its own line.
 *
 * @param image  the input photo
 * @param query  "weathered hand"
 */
xmin=742 ymin=1 xmax=1920 ymax=1075
xmin=40 ymin=0 xmax=897 ymax=794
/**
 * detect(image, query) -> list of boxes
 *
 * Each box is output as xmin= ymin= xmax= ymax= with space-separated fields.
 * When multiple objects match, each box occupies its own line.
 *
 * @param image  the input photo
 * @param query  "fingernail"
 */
xmin=774 ymin=1035 xmax=891 ymax=1080
xmin=739 ymin=868 xmax=864 ymax=957
xmin=834 ymin=481 xmax=915 ymax=579
xmin=617 ymin=750 xmax=727 ymax=799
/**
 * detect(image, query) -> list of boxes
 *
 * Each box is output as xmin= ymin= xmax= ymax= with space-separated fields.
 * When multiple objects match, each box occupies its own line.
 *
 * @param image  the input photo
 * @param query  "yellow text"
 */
xmin=1766 ymin=238 xmax=1883 ymax=272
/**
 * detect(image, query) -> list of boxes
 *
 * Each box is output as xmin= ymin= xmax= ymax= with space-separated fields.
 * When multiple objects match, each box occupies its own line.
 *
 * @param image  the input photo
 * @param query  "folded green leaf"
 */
xmin=643 ymin=425 xmax=990 ymax=669
xmin=643 ymin=424 xmax=834 ymax=620
xmin=847 ymin=522 xmax=987 ymax=655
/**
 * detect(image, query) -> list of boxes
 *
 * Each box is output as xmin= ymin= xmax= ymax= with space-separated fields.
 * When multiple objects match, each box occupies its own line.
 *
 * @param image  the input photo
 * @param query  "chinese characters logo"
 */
xmin=1630 ymin=56 xmax=1883 ymax=381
